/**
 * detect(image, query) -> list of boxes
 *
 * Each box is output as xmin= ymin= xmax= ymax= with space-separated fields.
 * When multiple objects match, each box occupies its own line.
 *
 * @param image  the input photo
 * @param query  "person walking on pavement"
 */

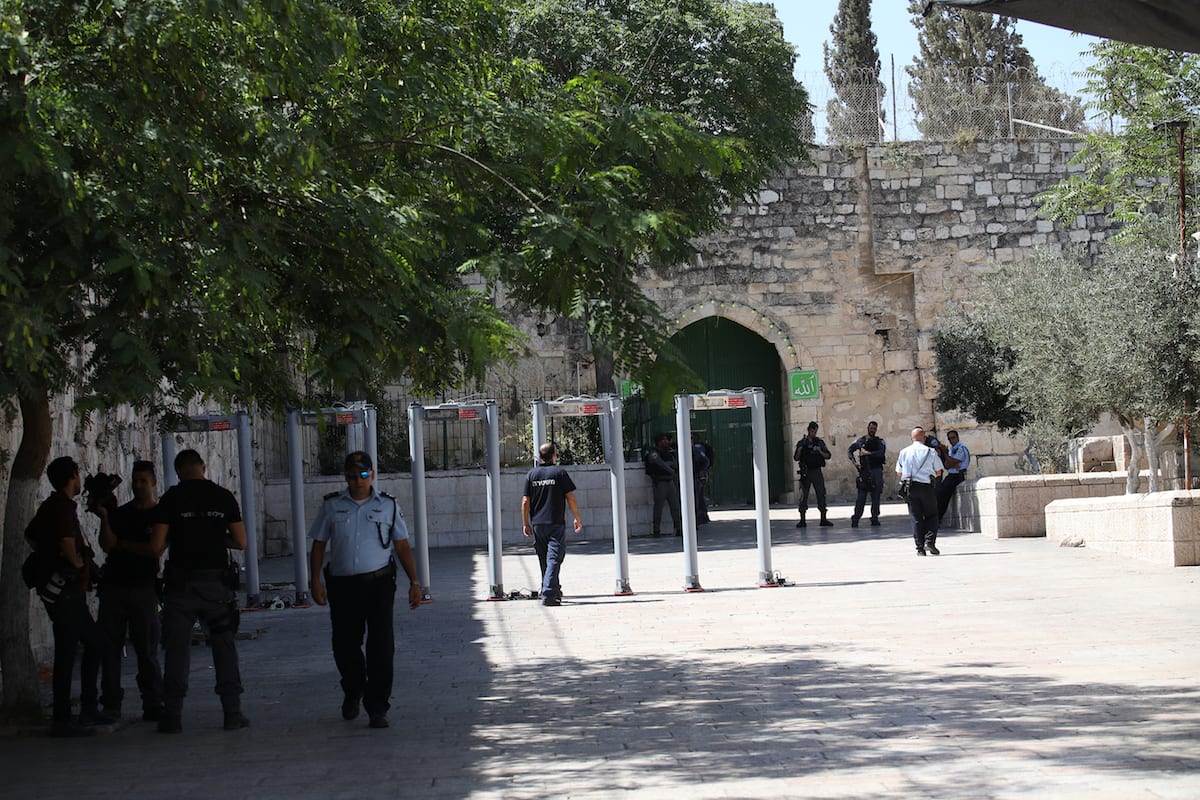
xmin=645 ymin=433 xmax=683 ymax=536
xmin=794 ymin=421 xmax=833 ymax=527
xmin=847 ymin=420 xmax=887 ymax=527
xmin=25 ymin=456 xmax=111 ymax=737
xmin=96 ymin=459 xmax=165 ymax=722
xmin=150 ymin=448 xmax=250 ymax=734
xmin=896 ymin=427 xmax=945 ymax=556
xmin=937 ymin=430 xmax=970 ymax=524
xmin=309 ymin=451 xmax=421 ymax=729
xmin=521 ymin=442 xmax=584 ymax=607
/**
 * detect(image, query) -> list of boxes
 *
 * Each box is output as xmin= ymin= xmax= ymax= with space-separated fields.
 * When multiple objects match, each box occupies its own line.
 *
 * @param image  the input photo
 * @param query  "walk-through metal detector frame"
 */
xmin=285 ymin=402 xmax=378 ymax=607
xmin=408 ymin=401 xmax=501 ymax=601
xmin=674 ymin=389 xmax=774 ymax=591
xmin=160 ymin=412 xmax=263 ymax=606
xmin=532 ymin=395 xmax=633 ymax=595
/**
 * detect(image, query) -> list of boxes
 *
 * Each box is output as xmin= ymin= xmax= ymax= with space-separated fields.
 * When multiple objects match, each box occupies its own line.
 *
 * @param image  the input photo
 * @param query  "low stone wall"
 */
xmin=954 ymin=473 xmax=1129 ymax=538
xmin=1046 ymin=491 xmax=1200 ymax=567
xmin=262 ymin=464 xmax=660 ymax=555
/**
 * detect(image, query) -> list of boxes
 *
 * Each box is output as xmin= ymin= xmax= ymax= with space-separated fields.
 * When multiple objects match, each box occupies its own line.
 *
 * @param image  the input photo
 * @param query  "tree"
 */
xmin=823 ymin=0 xmax=885 ymax=144
xmin=0 ymin=0 xmax=809 ymax=717
xmin=936 ymin=234 xmax=1200 ymax=489
xmin=1039 ymin=41 xmax=1200 ymax=243
xmin=906 ymin=2 xmax=1085 ymax=140
xmin=503 ymin=0 xmax=811 ymax=392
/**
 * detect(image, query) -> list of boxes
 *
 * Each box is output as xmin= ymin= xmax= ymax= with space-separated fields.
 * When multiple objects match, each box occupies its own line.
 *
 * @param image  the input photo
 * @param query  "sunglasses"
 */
xmin=345 ymin=470 xmax=371 ymax=480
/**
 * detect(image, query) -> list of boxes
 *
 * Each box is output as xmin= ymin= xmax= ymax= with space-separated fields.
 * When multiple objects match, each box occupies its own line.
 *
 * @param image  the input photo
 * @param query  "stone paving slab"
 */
xmin=2 ymin=502 xmax=1199 ymax=799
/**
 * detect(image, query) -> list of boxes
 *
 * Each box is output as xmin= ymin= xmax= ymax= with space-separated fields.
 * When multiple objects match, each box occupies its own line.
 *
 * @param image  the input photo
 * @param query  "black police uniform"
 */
xmin=154 ymin=479 xmax=245 ymax=728
xmin=99 ymin=501 xmax=165 ymax=718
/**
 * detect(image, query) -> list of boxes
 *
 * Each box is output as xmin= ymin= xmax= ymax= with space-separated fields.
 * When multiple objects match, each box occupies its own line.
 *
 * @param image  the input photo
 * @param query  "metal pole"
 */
xmin=286 ymin=410 xmax=309 ymax=604
xmin=750 ymin=390 xmax=775 ymax=585
xmin=365 ymin=403 xmax=378 ymax=472
xmin=607 ymin=395 xmax=632 ymax=594
xmin=161 ymin=432 xmax=178 ymax=489
xmin=532 ymin=400 xmax=548 ymax=464
xmin=675 ymin=394 xmax=701 ymax=591
xmin=485 ymin=400 xmax=504 ymax=599
xmin=235 ymin=412 xmax=261 ymax=606
xmin=408 ymin=404 xmax=432 ymax=601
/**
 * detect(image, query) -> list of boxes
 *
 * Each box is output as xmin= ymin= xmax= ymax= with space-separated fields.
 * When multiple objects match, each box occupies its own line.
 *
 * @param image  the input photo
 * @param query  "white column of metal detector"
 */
xmin=531 ymin=401 xmax=547 ymax=462
xmin=364 ymin=403 xmax=378 ymax=470
xmin=675 ymin=394 xmax=701 ymax=590
xmin=235 ymin=412 xmax=262 ymax=605
xmin=749 ymin=389 xmax=774 ymax=584
xmin=408 ymin=404 xmax=432 ymax=601
xmin=161 ymin=433 xmax=177 ymax=488
xmin=285 ymin=410 xmax=310 ymax=604
xmin=605 ymin=396 xmax=632 ymax=594
xmin=485 ymin=401 xmax=504 ymax=599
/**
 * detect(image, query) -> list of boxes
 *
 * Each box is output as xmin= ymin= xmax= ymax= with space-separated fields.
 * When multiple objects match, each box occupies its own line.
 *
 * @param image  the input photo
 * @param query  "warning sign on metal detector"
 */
xmin=693 ymin=394 xmax=748 ymax=410
xmin=547 ymin=402 xmax=602 ymax=417
xmin=457 ymin=408 xmax=479 ymax=420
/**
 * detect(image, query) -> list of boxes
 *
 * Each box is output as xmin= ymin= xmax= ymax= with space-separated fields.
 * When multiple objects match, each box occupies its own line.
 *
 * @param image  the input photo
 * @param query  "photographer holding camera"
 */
xmin=793 ymin=421 xmax=833 ymax=528
xmin=25 ymin=456 xmax=112 ymax=737
xmin=96 ymin=460 xmax=165 ymax=723
xmin=150 ymin=448 xmax=249 ymax=734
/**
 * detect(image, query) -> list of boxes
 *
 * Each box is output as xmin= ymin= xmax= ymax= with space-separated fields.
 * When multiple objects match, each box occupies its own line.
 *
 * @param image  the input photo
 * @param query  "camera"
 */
xmin=84 ymin=471 xmax=122 ymax=514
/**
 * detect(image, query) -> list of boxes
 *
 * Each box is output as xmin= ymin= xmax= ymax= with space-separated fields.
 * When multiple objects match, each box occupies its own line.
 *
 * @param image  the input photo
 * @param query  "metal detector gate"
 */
xmin=532 ymin=395 xmax=632 ymax=595
xmin=161 ymin=412 xmax=263 ymax=606
xmin=285 ymin=403 xmax=378 ymax=606
xmin=408 ymin=401 xmax=501 ymax=601
xmin=674 ymin=389 xmax=775 ymax=591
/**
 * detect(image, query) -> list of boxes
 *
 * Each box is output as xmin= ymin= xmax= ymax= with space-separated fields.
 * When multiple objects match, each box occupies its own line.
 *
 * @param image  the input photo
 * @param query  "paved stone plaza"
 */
xmin=3 ymin=503 xmax=1199 ymax=799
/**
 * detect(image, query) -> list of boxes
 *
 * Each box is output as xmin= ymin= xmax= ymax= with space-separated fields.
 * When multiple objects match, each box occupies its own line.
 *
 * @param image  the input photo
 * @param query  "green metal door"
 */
xmin=644 ymin=317 xmax=786 ymax=506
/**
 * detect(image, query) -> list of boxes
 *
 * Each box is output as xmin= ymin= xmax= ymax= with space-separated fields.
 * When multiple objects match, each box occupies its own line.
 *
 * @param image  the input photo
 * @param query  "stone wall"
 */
xmin=1046 ymin=492 xmax=1200 ymax=567
xmin=636 ymin=140 xmax=1111 ymax=499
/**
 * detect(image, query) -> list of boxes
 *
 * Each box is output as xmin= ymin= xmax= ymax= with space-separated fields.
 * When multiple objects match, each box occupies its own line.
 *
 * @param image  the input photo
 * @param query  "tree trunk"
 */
xmin=1145 ymin=416 xmax=1160 ymax=493
xmin=0 ymin=385 xmax=52 ymax=721
xmin=1118 ymin=416 xmax=1142 ymax=495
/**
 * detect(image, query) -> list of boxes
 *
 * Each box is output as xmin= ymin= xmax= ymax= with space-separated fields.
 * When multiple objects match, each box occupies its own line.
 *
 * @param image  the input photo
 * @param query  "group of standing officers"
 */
xmin=26 ymin=447 xmax=419 ymax=737
xmin=794 ymin=420 xmax=972 ymax=555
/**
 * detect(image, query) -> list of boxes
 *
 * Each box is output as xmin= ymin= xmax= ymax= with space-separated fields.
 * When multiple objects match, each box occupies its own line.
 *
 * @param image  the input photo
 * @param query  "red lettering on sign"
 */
xmin=582 ymin=405 xmax=600 ymax=414
xmin=210 ymin=420 xmax=232 ymax=431
xmin=459 ymin=409 xmax=479 ymax=420
xmin=728 ymin=397 xmax=747 ymax=408
xmin=335 ymin=413 xmax=356 ymax=425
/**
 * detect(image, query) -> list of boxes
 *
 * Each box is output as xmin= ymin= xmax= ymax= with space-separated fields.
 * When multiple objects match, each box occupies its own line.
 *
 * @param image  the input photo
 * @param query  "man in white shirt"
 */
xmin=895 ymin=427 xmax=945 ymax=556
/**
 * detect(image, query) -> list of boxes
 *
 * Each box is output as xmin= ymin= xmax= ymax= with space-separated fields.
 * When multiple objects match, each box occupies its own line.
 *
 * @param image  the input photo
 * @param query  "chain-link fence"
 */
xmin=801 ymin=64 xmax=1096 ymax=145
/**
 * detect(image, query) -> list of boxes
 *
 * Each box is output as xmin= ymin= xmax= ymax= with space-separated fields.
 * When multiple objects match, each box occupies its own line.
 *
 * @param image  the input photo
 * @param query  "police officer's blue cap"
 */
xmin=344 ymin=451 xmax=373 ymax=472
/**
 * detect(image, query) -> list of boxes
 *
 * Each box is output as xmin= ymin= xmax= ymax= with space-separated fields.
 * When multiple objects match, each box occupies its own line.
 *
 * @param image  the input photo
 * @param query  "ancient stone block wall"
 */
xmin=634 ymin=140 xmax=1113 ymax=498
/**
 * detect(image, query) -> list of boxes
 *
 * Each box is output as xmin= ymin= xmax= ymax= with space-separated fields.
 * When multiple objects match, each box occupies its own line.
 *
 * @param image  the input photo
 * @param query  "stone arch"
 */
xmin=666 ymin=299 xmax=811 ymax=372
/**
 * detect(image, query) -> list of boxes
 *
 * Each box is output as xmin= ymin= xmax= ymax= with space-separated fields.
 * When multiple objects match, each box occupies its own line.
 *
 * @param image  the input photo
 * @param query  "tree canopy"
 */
xmin=823 ymin=0 xmax=885 ymax=144
xmin=1039 ymin=40 xmax=1200 ymax=242
xmin=0 ymin=0 xmax=808 ymax=716
xmin=905 ymin=2 xmax=1084 ymax=140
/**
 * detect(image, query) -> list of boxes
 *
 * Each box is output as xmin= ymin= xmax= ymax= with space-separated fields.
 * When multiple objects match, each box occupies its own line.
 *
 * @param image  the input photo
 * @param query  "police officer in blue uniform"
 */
xmin=309 ymin=451 xmax=421 ymax=729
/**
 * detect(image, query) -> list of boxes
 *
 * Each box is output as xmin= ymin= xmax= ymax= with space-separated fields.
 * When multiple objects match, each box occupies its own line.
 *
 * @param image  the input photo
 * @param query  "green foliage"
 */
xmin=906 ymin=2 xmax=1084 ymax=141
xmin=823 ymin=0 xmax=885 ymax=144
xmin=936 ymin=229 xmax=1200 ymax=465
xmin=0 ymin=0 xmax=809 ymax=420
xmin=933 ymin=317 xmax=1026 ymax=433
xmin=1039 ymin=41 xmax=1200 ymax=240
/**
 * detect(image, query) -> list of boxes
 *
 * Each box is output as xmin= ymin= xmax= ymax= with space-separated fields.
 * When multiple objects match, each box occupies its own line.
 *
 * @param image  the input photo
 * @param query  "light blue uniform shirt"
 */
xmin=947 ymin=441 xmax=970 ymax=475
xmin=896 ymin=442 xmax=945 ymax=485
xmin=309 ymin=488 xmax=409 ymax=577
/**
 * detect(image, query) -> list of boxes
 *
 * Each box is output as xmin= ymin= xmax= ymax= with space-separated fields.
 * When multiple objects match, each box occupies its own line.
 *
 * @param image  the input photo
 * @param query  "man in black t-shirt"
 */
xmin=97 ymin=460 xmax=164 ymax=722
xmin=521 ymin=443 xmax=582 ymax=607
xmin=150 ymin=449 xmax=249 ymax=734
